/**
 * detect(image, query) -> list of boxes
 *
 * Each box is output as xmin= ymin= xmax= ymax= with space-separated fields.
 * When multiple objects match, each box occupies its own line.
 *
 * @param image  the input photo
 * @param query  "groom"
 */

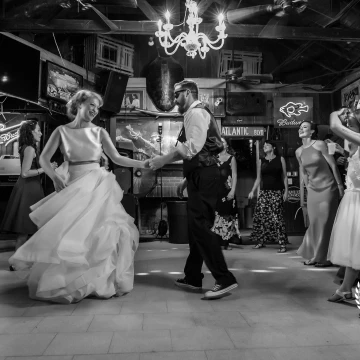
xmin=149 ymin=80 xmax=237 ymax=299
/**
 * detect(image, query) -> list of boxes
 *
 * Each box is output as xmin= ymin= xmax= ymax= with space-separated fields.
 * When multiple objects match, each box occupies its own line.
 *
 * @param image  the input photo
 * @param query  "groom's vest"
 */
xmin=177 ymin=103 xmax=223 ymax=177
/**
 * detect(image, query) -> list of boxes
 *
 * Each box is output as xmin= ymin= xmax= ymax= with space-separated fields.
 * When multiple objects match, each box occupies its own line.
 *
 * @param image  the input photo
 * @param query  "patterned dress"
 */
xmin=250 ymin=156 xmax=288 ymax=248
xmin=211 ymin=156 xmax=241 ymax=244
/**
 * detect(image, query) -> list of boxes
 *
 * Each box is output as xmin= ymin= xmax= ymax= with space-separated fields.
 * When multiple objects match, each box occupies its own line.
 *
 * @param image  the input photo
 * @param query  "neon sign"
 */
xmin=279 ymin=102 xmax=309 ymax=118
xmin=0 ymin=122 xmax=24 ymax=146
xmin=276 ymin=118 xmax=303 ymax=127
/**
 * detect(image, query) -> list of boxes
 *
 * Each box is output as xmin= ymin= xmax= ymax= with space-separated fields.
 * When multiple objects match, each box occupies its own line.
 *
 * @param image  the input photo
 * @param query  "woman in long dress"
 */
xmin=211 ymin=137 xmax=241 ymax=250
xmin=249 ymin=140 xmax=289 ymax=253
xmin=1 ymin=120 xmax=55 ymax=261
xmin=296 ymin=121 xmax=344 ymax=267
xmin=9 ymin=90 xmax=148 ymax=304
xmin=328 ymin=106 xmax=360 ymax=302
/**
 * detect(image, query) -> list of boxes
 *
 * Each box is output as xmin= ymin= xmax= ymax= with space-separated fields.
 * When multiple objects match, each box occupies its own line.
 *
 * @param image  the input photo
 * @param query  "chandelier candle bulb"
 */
xmin=165 ymin=11 xmax=170 ymax=24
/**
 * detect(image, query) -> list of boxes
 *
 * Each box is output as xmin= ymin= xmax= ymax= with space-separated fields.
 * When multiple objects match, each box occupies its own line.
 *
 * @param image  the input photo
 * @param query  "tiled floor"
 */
xmin=0 ymin=236 xmax=359 ymax=359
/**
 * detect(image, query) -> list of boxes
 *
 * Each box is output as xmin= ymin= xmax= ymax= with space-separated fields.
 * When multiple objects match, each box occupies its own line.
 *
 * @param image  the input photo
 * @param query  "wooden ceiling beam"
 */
xmin=316 ymin=41 xmax=352 ymax=62
xmin=269 ymin=1 xmax=360 ymax=76
xmin=95 ymin=0 xmax=137 ymax=7
xmin=276 ymin=42 xmax=338 ymax=74
xmin=197 ymin=0 xmax=216 ymax=17
xmin=136 ymin=0 xmax=159 ymax=21
xmin=3 ymin=21 xmax=360 ymax=42
xmin=321 ymin=0 xmax=360 ymax=28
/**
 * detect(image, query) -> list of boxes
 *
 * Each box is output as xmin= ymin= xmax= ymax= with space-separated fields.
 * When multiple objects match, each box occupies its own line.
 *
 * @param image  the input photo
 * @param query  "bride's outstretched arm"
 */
xmin=101 ymin=128 xmax=148 ymax=169
xmin=330 ymin=109 xmax=360 ymax=145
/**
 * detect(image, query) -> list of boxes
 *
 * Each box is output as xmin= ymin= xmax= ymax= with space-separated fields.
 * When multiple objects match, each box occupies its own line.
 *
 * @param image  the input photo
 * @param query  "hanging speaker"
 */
xmin=102 ymin=71 xmax=129 ymax=113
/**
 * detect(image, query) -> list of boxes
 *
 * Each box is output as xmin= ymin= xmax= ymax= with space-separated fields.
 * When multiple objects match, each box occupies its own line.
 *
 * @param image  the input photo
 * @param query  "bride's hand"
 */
xmin=53 ymin=173 xmax=67 ymax=192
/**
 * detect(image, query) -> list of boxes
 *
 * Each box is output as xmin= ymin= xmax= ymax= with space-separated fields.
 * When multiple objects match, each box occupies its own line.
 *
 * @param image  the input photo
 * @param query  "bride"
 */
xmin=9 ymin=90 xmax=148 ymax=304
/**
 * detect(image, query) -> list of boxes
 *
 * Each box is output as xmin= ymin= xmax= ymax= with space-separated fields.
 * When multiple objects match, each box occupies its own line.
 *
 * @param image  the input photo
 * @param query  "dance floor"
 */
xmin=0 ymin=236 xmax=359 ymax=360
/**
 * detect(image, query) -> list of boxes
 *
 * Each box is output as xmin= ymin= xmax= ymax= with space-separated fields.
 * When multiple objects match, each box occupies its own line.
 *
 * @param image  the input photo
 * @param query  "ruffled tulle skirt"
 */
xmin=9 ymin=163 xmax=139 ymax=304
xmin=328 ymin=190 xmax=360 ymax=270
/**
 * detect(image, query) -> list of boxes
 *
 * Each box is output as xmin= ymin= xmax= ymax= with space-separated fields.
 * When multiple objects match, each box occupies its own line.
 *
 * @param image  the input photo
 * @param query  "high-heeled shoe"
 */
xmin=328 ymin=289 xmax=354 ymax=303
xmin=253 ymin=244 xmax=265 ymax=249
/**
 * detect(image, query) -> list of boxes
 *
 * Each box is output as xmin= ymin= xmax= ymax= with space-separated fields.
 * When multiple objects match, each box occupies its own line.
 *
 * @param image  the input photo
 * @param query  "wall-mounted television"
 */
xmin=0 ymin=34 xmax=41 ymax=103
xmin=45 ymin=61 xmax=83 ymax=103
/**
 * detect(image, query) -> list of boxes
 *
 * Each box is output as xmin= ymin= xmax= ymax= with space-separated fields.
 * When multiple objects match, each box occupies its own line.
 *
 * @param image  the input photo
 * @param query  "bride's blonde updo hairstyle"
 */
xmin=66 ymin=90 xmax=103 ymax=119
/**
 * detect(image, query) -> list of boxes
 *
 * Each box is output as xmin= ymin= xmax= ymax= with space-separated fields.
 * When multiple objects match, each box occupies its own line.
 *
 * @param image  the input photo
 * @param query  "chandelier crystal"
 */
xmin=155 ymin=0 xmax=227 ymax=59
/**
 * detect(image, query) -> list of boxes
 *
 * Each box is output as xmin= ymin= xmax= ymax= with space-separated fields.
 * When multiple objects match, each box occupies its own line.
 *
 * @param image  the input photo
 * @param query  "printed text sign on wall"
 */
xmin=341 ymin=83 xmax=360 ymax=107
xmin=274 ymin=97 xmax=313 ymax=128
xmin=222 ymin=126 xmax=265 ymax=137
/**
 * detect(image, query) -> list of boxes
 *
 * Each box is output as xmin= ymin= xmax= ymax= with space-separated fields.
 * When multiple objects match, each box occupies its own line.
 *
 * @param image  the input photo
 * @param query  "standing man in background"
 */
xmin=149 ymin=80 xmax=238 ymax=299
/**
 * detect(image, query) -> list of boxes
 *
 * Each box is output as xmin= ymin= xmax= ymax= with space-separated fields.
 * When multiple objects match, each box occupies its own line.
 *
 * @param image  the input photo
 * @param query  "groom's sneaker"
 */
xmin=175 ymin=278 xmax=202 ymax=290
xmin=204 ymin=282 xmax=238 ymax=299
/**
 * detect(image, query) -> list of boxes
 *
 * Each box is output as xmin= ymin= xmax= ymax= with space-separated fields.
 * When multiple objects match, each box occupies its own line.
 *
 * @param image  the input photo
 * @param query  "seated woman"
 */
xmin=9 ymin=90 xmax=148 ymax=304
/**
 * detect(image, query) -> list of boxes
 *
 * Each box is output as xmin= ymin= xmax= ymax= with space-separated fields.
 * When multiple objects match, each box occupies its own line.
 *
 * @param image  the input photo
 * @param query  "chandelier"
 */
xmin=155 ymin=0 xmax=227 ymax=59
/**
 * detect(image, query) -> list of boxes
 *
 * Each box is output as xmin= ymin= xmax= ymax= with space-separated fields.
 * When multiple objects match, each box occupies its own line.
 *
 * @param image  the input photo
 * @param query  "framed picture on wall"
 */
xmin=45 ymin=61 xmax=83 ymax=103
xmin=121 ymin=89 xmax=145 ymax=110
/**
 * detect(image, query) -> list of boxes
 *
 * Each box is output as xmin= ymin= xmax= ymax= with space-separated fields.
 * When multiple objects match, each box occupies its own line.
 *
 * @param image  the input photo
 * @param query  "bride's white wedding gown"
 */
xmin=9 ymin=126 xmax=139 ymax=303
xmin=328 ymin=147 xmax=360 ymax=270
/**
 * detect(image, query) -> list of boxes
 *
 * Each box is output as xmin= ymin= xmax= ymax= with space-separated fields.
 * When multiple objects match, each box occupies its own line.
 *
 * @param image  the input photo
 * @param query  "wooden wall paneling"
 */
xmin=318 ymin=93 xmax=334 ymax=124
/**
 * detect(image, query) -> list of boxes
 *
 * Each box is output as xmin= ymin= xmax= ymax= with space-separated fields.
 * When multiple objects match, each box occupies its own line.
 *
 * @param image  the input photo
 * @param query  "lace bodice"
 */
xmin=59 ymin=126 xmax=103 ymax=162
xmin=345 ymin=148 xmax=360 ymax=191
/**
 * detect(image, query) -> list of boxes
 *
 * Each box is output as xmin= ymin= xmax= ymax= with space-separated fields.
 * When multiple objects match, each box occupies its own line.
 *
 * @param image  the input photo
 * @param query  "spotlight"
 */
xmin=148 ymin=36 xmax=154 ymax=46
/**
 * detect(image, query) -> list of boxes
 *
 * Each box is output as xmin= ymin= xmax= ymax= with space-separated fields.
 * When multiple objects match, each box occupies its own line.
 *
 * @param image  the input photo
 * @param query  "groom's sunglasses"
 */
xmin=174 ymin=89 xmax=188 ymax=98
xmin=174 ymin=89 xmax=197 ymax=99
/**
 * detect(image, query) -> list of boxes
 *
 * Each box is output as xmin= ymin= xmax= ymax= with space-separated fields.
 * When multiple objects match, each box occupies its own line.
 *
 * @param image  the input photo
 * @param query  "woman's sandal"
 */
xmin=328 ymin=289 xmax=355 ymax=303
xmin=253 ymin=244 xmax=266 ymax=249
xmin=303 ymin=260 xmax=317 ymax=266
xmin=277 ymin=248 xmax=287 ymax=253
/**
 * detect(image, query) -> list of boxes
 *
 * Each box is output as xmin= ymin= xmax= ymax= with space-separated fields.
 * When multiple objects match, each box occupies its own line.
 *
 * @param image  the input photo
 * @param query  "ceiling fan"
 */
xmin=227 ymin=0 xmax=308 ymax=23
xmin=226 ymin=0 xmax=308 ymax=38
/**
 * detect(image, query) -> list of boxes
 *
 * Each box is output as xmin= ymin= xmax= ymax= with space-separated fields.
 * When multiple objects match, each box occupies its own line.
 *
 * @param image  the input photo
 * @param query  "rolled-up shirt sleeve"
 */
xmin=177 ymin=107 xmax=211 ymax=159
